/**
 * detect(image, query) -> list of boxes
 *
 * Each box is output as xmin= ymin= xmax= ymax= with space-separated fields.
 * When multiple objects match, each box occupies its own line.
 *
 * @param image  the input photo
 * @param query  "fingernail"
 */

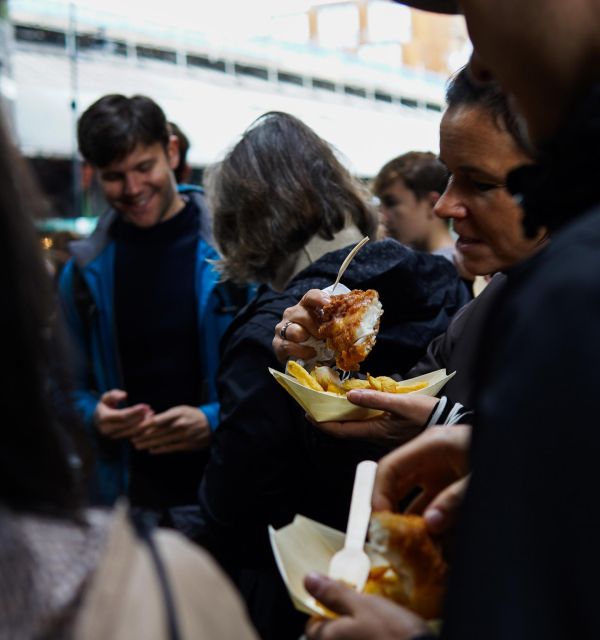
xmin=304 ymin=572 xmax=327 ymax=594
xmin=346 ymin=390 xmax=363 ymax=399
xmin=424 ymin=508 xmax=444 ymax=529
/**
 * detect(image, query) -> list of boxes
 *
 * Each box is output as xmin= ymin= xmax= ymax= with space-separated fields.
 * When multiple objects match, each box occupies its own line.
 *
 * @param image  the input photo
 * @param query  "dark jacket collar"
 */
xmin=69 ymin=189 xmax=212 ymax=269
xmin=507 ymin=83 xmax=600 ymax=237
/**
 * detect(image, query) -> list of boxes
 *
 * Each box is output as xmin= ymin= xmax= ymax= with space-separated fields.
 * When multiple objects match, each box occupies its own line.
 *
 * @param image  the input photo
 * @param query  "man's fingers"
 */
xmin=372 ymin=427 xmax=470 ymax=512
xmin=313 ymin=418 xmax=385 ymax=440
xmin=304 ymin=573 xmax=359 ymax=617
xmin=107 ymin=422 xmax=149 ymax=440
xmin=424 ymin=476 xmax=470 ymax=535
xmin=135 ymin=436 xmax=179 ymax=450
xmin=103 ymin=404 xmax=151 ymax=424
xmin=149 ymin=442 xmax=192 ymax=454
xmin=345 ymin=390 xmax=403 ymax=411
xmin=305 ymin=616 xmax=327 ymax=640
xmin=133 ymin=431 xmax=176 ymax=449
xmin=149 ymin=407 xmax=181 ymax=428
xmin=405 ymin=488 xmax=437 ymax=515
xmin=346 ymin=391 xmax=436 ymax=423
xmin=100 ymin=389 xmax=128 ymax=408
xmin=371 ymin=436 xmax=430 ymax=511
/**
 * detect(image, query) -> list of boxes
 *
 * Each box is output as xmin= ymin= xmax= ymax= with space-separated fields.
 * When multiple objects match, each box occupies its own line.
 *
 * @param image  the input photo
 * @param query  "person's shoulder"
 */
xmin=154 ymin=530 xmax=258 ymax=639
xmin=548 ymin=206 xmax=600 ymax=261
xmin=153 ymin=527 xmax=225 ymax=578
xmin=522 ymin=207 xmax=600 ymax=295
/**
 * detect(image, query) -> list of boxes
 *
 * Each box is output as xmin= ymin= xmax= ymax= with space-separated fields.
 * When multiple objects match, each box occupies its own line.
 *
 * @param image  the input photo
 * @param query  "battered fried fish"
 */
xmin=367 ymin=511 xmax=447 ymax=620
xmin=318 ymin=289 xmax=383 ymax=371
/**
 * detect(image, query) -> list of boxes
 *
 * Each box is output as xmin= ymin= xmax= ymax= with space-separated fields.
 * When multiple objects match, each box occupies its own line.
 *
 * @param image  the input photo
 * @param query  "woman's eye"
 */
xmin=473 ymin=181 xmax=501 ymax=192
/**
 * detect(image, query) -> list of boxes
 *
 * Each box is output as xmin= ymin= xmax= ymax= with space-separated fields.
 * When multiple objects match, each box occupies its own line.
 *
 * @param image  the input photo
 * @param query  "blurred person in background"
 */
xmin=168 ymin=120 xmax=214 ymax=239
xmin=59 ymin=94 xmax=239 ymax=517
xmin=190 ymin=111 xmax=469 ymax=640
xmin=43 ymin=230 xmax=79 ymax=280
xmin=167 ymin=121 xmax=192 ymax=185
xmin=0 ymin=104 xmax=257 ymax=640
xmin=275 ymin=66 xmax=547 ymax=435
xmin=373 ymin=151 xmax=455 ymax=260
xmin=301 ymin=0 xmax=600 ymax=637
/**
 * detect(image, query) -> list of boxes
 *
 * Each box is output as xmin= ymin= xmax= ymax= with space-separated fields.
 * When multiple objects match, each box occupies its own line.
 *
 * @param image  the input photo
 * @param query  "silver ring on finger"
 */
xmin=280 ymin=320 xmax=293 ymax=340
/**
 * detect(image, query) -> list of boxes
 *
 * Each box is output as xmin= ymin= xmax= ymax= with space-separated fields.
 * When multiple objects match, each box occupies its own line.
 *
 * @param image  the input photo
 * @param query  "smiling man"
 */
xmin=59 ymin=95 xmax=237 ymax=517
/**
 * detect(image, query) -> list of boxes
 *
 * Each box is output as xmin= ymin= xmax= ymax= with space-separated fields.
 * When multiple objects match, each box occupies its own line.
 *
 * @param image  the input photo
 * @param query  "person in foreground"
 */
xmin=274 ymin=66 xmax=547 ymax=440
xmin=0 ymin=107 xmax=257 ymax=638
xmin=301 ymin=0 xmax=600 ymax=637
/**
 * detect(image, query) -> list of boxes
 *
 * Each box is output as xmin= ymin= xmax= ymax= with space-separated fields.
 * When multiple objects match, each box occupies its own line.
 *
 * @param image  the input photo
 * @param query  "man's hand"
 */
xmin=131 ymin=406 xmax=211 ymax=454
xmin=373 ymin=425 xmax=471 ymax=535
xmin=422 ymin=475 xmax=470 ymax=536
xmin=94 ymin=389 xmax=154 ymax=440
xmin=312 ymin=391 xmax=438 ymax=443
xmin=273 ymin=289 xmax=330 ymax=363
xmin=304 ymin=573 xmax=428 ymax=640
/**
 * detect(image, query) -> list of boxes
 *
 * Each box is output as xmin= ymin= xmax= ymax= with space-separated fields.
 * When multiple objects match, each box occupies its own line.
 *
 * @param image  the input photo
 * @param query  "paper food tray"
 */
xmin=269 ymin=368 xmax=455 ymax=422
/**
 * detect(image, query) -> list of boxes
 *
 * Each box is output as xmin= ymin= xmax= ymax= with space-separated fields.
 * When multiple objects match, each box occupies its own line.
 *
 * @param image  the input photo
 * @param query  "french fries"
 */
xmin=286 ymin=360 xmax=324 ymax=392
xmin=286 ymin=361 xmax=428 ymax=396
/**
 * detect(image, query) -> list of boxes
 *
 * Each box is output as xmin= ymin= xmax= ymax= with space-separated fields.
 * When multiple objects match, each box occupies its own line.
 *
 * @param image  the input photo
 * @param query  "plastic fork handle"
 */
xmin=331 ymin=236 xmax=369 ymax=294
xmin=344 ymin=460 xmax=377 ymax=550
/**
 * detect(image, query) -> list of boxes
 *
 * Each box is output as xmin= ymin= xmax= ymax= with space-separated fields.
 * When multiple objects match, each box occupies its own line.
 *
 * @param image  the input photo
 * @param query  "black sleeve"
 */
xmin=406 ymin=331 xmax=452 ymax=379
xmin=195 ymin=313 xmax=306 ymax=569
xmin=406 ymin=294 xmax=477 ymax=380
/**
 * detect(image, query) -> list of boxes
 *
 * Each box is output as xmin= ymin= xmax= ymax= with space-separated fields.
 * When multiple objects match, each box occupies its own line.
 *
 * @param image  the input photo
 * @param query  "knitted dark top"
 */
xmin=114 ymin=199 xmax=206 ymax=510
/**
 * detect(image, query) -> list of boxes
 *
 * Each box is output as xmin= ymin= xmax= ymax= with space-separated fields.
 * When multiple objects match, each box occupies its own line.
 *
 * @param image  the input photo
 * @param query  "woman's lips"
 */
xmin=456 ymin=235 xmax=483 ymax=252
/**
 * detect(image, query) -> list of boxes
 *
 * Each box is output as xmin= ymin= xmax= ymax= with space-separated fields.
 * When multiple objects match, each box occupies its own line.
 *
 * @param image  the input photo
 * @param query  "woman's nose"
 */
xmin=467 ymin=51 xmax=496 ymax=86
xmin=434 ymin=188 xmax=467 ymax=220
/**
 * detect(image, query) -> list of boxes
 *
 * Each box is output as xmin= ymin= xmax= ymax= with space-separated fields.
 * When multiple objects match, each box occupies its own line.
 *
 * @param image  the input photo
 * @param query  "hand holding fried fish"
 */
xmin=318 ymin=289 xmax=383 ymax=372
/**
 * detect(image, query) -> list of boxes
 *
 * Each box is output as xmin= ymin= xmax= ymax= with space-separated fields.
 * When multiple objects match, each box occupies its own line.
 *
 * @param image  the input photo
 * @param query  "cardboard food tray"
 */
xmin=269 ymin=514 xmax=385 ymax=617
xmin=269 ymin=515 xmax=443 ymax=633
xmin=269 ymin=368 xmax=455 ymax=422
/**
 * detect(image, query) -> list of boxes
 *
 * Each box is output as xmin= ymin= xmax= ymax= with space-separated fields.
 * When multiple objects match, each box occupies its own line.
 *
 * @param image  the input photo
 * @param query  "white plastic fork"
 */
xmin=329 ymin=236 xmax=369 ymax=294
xmin=328 ymin=460 xmax=377 ymax=591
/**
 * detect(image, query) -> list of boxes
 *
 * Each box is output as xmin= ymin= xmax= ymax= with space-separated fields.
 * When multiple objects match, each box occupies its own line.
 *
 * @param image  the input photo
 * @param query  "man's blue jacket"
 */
xmin=59 ymin=189 xmax=238 ymax=504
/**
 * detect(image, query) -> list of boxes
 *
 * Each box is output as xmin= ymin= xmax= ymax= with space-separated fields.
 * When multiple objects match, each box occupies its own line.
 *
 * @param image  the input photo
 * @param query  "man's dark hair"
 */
xmin=445 ymin=66 xmax=531 ymax=153
xmin=207 ymin=111 xmax=377 ymax=285
xmin=78 ymin=94 xmax=170 ymax=167
xmin=168 ymin=121 xmax=190 ymax=183
xmin=372 ymin=151 xmax=448 ymax=200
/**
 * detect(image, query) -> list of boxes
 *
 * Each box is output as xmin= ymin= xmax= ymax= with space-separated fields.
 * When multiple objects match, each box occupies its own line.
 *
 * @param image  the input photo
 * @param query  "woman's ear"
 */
xmin=428 ymin=191 xmax=441 ymax=207
xmin=426 ymin=191 xmax=441 ymax=218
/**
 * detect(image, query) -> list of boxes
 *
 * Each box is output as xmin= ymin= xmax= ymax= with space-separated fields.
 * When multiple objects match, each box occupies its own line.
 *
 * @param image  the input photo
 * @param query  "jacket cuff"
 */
xmin=200 ymin=402 xmax=220 ymax=431
xmin=73 ymin=393 xmax=100 ymax=432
